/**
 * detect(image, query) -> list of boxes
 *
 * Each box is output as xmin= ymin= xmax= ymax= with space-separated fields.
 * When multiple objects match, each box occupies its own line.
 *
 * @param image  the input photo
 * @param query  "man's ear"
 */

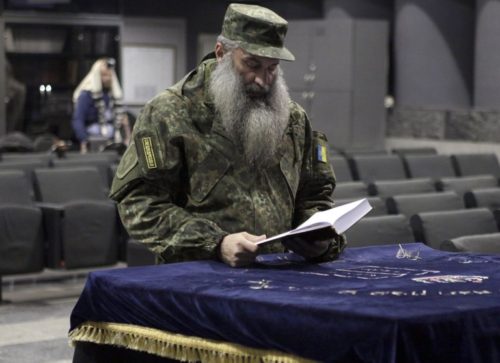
xmin=215 ymin=42 xmax=225 ymax=61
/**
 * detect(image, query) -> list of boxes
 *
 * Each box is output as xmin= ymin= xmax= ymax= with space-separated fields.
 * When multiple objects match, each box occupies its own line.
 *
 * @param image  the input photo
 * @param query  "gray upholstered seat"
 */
xmin=451 ymin=153 xmax=500 ymax=177
xmin=0 ymin=170 xmax=44 ymax=300
xmin=392 ymin=147 xmax=437 ymax=156
xmin=386 ymin=191 xmax=463 ymax=218
xmin=368 ymin=177 xmax=436 ymax=198
xmin=350 ymin=154 xmax=407 ymax=182
xmin=52 ymin=158 xmax=114 ymax=190
xmin=330 ymin=156 xmax=354 ymax=182
xmin=436 ymin=175 xmax=498 ymax=197
xmin=403 ymin=154 xmax=456 ymax=179
xmin=34 ymin=166 xmax=119 ymax=269
xmin=346 ymin=214 xmax=415 ymax=248
xmin=334 ymin=181 xmax=369 ymax=199
xmin=410 ymin=208 xmax=499 ymax=250
xmin=0 ymin=159 xmax=49 ymax=185
xmin=440 ymin=233 xmax=500 ymax=254
xmin=464 ymin=188 xmax=500 ymax=210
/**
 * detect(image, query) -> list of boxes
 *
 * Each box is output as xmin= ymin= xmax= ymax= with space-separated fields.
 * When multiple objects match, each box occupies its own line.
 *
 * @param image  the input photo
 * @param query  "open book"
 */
xmin=256 ymin=198 xmax=372 ymax=245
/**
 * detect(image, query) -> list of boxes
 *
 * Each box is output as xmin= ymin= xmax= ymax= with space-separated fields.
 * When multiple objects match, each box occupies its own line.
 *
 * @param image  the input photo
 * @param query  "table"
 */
xmin=69 ymin=243 xmax=500 ymax=362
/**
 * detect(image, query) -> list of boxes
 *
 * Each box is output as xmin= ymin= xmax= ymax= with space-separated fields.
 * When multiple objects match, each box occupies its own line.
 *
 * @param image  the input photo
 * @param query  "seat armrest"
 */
xmin=494 ymin=209 xmax=500 ymax=231
xmin=36 ymin=202 xmax=64 ymax=268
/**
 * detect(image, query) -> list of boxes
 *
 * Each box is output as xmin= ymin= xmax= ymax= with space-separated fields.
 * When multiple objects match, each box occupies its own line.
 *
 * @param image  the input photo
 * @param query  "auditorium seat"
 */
xmin=1 ymin=151 xmax=53 ymax=164
xmin=336 ymin=196 xmax=387 ymax=216
xmin=126 ymin=239 xmax=157 ymax=266
xmin=61 ymin=150 xmax=120 ymax=163
xmin=368 ymin=178 xmax=436 ymax=198
xmin=386 ymin=191 xmax=463 ymax=217
xmin=34 ymin=166 xmax=119 ymax=269
xmin=52 ymin=158 xmax=114 ymax=190
xmin=440 ymin=233 xmax=500 ymax=254
xmin=403 ymin=154 xmax=456 ymax=179
xmin=464 ymin=188 xmax=500 ymax=210
xmin=451 ymin=153 xmax=500 ymax=177
xmin=0 ymin=170 xmax=44 ymax=301
xmin=334 ymin=181 xmax=369 ymax=199
xmin=345 ymin=214 xmax=415 ymax=247
xmin=350 ymin=154 xmax=407 ymax=182
xmin=0 ymin=159 xmax=50 ymax=185
xmin=330 ymin=156 xmax=354 ymax=182
xmin=436 ymin=175 xmax=498 ymax=197
xmin=340 ymin=148 xmax=388 ymax=157
xmin=410 ymin=208 xmax=498 ymax=250
xmin=392 ymin=147 xmax=437 ymax=156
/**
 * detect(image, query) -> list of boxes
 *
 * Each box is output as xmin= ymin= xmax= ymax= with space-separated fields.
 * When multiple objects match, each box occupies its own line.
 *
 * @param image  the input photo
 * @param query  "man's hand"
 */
xmin=282 ymin=227 xmax=337 ymax=260
xmin=219 ymin=232 xmax=266 ymax=267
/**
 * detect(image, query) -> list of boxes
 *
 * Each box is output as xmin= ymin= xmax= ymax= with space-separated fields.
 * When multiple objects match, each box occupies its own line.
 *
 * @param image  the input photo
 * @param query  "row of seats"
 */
xmin=3 ymin=149 xmax=500 ymax=279
xmin=0 ymin=150 xmax=120 ymax=188
xmin=331 ymin=153 xmax=500 ymax=182
xmin=339 ymin=188 xmax=499 ymax=216
xmin=0 ymin=167 xmax=123 ymax=301
xmin=0 ymin=150 xmax=120 ymax=163
xmin=335 ymin=175 xmax=500 ymax=203
xmin=331 ymin=146 xmax=438 ymax=158
xmin=345 ymin=207 xmax=500 ymax=253
xmin=331 ymin=152 xmax=500 ymax=254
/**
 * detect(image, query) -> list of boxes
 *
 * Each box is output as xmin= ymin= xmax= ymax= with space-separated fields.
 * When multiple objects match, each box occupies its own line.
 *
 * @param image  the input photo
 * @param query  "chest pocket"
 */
xmin=190 ymin=148 xmax=231 ymax=203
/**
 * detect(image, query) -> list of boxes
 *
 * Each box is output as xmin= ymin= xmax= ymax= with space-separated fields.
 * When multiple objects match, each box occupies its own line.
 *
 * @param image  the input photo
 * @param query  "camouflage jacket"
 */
xmin=110 ymin=56 xmax=345 ymax=263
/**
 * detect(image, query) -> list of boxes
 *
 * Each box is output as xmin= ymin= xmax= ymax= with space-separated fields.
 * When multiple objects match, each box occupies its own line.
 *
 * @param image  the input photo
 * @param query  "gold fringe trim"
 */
xmin=69 ymin=321 xmax=316 ymax=363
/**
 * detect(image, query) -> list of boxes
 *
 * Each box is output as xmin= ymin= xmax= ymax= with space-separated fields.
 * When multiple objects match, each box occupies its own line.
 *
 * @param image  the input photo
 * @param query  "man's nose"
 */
xmin=253 ymin=74 xmax=266 ymax=88
xmin=253 ymin=69 xmax=270 ymax=88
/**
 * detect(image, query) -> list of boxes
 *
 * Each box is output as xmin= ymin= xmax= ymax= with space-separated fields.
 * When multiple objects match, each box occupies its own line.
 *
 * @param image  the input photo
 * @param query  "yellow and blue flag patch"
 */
xmin=316 ymin=144 xmax=328 ymax=163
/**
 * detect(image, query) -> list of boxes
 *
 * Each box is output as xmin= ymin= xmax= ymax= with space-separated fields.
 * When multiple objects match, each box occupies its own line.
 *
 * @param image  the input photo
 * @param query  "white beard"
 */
xmin=209 ymin=53 xmax=291 ymax=168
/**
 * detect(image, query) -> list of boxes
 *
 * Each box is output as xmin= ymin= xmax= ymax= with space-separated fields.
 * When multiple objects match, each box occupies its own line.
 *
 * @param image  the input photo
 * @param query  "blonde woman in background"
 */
xmin=72 ymin=58 xmax=130 ymax=153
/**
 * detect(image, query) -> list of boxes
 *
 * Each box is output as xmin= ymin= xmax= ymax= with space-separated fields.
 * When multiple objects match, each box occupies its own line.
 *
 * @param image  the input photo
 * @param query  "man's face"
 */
xmin=210 ymin=46 xmax=290 ymax=168
xmin=230 ymin=48 xmax=280 ymax=99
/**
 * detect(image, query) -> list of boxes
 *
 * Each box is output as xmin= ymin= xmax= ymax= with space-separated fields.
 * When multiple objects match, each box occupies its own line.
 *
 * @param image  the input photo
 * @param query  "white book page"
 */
xmin=331 ymin=199 xmax=372 ymax=234
xmin=256 ymin=198 xmax=372 ymax=245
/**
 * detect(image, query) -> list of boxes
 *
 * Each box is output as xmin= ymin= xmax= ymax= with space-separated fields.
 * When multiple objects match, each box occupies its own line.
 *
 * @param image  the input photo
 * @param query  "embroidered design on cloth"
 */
xmin=412 ymin=275 xmax=488 ymax=284
xmin=448 ymin=256 xmax=492 ymax=264
xmin=396 ymin=244 xmax=421 ymax=260
xmin=248 ymin=279 xmax=273 ymax=290
xmin=331 ymin=266 xmax=438 ymax=280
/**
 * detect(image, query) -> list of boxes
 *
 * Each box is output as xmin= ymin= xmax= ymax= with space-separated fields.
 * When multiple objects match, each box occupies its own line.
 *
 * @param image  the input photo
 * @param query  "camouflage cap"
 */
xmin=221 ymin=3 xmax=295 ymax=61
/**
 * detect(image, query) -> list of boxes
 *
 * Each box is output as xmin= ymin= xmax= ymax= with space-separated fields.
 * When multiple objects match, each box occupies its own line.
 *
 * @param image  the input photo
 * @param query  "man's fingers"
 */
xmin=239 ymin=238 xmax=259 ymax=253
xmin=243 ymin=232 xmax=267 ymax=243
xmin=220 ymin=232 xmax=263 ymax=267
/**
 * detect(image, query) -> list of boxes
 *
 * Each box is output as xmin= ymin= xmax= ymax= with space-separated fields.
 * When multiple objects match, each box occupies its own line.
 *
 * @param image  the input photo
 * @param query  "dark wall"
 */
xmin=4 ymin=0 xmax=323 ymax=70
xmin=129 ymin=1 xmax=323 ymax=69
xmin=324 ymin=0 xmax=393 ymax=20
xmin=183 ymin=1 xmax=323 ymax=68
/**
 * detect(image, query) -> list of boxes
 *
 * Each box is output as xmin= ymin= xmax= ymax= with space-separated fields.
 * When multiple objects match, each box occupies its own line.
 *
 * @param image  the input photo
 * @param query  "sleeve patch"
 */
xmin=316 ymin=144 xmax=328 ymax=163
xmin=134 ymin=129 xmax=165 ymax=176
xmin=116 ymin=143 xmax=138 ymax=179
xmin=141 ymin=137 xmax=158 ymax=169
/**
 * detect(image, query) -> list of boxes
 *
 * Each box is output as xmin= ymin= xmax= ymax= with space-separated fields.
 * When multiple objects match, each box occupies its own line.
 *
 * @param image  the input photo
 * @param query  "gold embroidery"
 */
xmin=142 ymin=137 xmax=157 ymax=169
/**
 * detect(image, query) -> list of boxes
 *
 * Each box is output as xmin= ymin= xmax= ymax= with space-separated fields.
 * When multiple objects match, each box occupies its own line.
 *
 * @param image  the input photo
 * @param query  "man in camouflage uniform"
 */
xmin=110 ymin=3 xmax=345 ymax=267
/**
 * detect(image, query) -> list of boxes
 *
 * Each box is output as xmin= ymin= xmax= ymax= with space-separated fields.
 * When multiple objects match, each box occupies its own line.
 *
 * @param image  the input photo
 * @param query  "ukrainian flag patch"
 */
xmin=316 ymin=144 xmax=328 ymax=163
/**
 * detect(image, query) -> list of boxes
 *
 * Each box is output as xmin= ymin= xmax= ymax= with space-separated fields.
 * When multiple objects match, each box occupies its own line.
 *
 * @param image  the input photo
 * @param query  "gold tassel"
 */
xmin=69 ymin=321 xmax=316 ymax=363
